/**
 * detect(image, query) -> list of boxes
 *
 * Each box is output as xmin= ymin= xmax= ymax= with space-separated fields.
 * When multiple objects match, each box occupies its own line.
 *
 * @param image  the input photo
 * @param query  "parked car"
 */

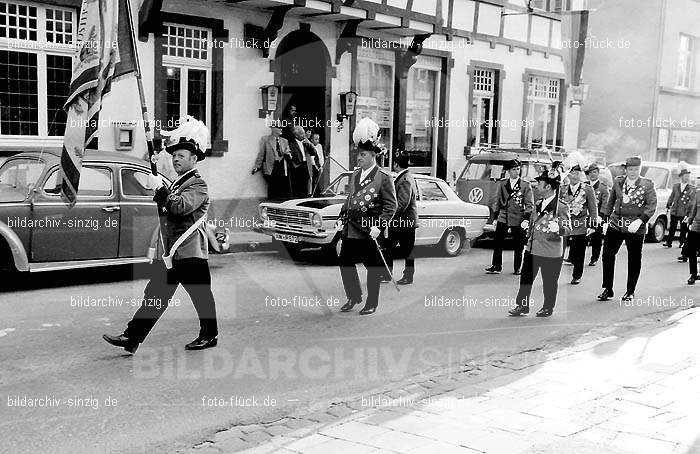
xmin=0 ymin=149 xmax=171 ymax=273
xmin=607 ymin=161 xmax=700 ymax=243
xmin=254 ymin=172 xmax=490 ymax=259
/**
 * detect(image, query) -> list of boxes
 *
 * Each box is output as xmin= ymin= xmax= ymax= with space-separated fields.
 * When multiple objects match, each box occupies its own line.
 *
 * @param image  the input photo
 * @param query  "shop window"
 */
xmin=676 ymin=34 xmax=694 ymax=90
xmin=0 ymin=2 xmax=74 ymax=138
xmin=525 ymin=75 xmax=560 ymax=148
xmin=162 ymin=23 xmax=212 ymax=135
xmin=405 ymin=64 xmax=439 ymax=170
xmin=356 ymin=47 xmax=394 ymax=165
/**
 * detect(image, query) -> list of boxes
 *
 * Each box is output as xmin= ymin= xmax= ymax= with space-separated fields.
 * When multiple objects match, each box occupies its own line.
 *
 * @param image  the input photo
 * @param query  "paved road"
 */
xmin=0 ymin=242 xmax=695 ymax=453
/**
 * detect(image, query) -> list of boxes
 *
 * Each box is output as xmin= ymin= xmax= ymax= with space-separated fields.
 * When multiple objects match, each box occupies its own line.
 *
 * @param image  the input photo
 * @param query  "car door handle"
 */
xmin=102 ymin=206 xmax=121 ymax=212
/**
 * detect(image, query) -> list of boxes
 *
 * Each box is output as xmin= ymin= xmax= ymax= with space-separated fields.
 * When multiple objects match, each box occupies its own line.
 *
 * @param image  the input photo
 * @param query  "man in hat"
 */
xmin=103 ymin=116 xmax=218 ymax=353
xmin=598 ymin=156 xmax=657 ymax=302
xmin=509 ymin=168 xmax=571 ymax=317
xmin=664 ymin=164 xmax=695 ymax=260
xmin=486 ymin=159 xmax=534 ymax=275
xmin=585 ymin=163 xmax=609 ymax=266
xmin=682 ymin=186 xmax=700 ymax=284
xmin=252 ymin=120 xmax=293 ymax=200
xmin=560 ymin=164 xmax=598 ymax=284
xmin=337 ymin=118 xmax=397 ymax=315
xmin=383 ymin=151 xmax=419 ymax=285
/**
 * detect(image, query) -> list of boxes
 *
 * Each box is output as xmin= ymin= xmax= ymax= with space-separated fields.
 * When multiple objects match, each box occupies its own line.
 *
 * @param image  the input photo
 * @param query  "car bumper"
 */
xmin=254 ymin=223 xmax=333 ymax=246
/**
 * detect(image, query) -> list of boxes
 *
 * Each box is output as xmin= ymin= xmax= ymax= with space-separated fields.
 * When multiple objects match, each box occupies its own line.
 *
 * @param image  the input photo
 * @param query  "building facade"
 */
xmin=0 ymin=0 xmax=580 ymax=224
xmin=578 ymin=0 xmax=700 ymax=164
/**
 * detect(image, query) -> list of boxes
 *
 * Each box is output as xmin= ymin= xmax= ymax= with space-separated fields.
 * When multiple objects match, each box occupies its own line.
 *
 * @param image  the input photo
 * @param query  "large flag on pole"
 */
xmin=58 ymin=0 xmax=137 ymax=206
xmin=561 ymin=9 xmax=589 ymax=86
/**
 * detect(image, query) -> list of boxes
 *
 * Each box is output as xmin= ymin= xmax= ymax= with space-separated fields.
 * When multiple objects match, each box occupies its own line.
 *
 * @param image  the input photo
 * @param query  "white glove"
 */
xmin=586 ymin=228 xmax=595 ymax=236
xmin=147 ymin=174 xmax=164 ymax=189
xmin=369 ymin=226 xmax=381 ymax=239
xmin=596 ymin=216 xmax=603 ymax=225
xmin=335 ymin=220 xmax=344 ymax=232
xmin=521 ymin=220 xmax=530 ymax=229
xmin=602 ymin=223 xmax=609 ymax=235
xmin=492 ymin=219 xmax=498 ymax=226
xmin=683 ymin=216 xmax=690 ymax=225
xmin=627 ymin=218 xmax=643 ymax=233
xmin=547 ymin=220 xmax=559 ymax=233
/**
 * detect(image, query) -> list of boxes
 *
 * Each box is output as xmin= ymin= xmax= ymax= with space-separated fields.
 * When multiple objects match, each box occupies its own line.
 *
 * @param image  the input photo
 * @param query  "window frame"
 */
xmin=405 ymin=56 xmax=441 ymax=175
xmin=42 ymin=164 xmax=114 ymax=199
xmin=119 ymin=166 xmax=158 ymax=199
xmin=676 ymin=33 xmax=695 ymax=90
xmin=524 ymin=74 xmax=561 ymax=149
xmin=0 ymin=1 xmax=75 ymax=141
xmin=416 ymin=178 xmax=448 ymax=201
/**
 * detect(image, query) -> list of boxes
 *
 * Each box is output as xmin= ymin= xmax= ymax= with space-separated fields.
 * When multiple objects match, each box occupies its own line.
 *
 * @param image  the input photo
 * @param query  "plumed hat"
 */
xmin=353 ymin=117 xmax=386 ymax=155
xmin=160 ymin=115 xmax=209 ymax=161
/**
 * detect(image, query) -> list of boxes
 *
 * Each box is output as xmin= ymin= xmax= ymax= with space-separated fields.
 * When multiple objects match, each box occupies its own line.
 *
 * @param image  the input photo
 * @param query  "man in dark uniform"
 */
xmin=598 ymin=156 xmax=657 ymax=302
xmin=664 ymin=165 xmax=695 ymax=262
xmin=560 ymin=164 xmax=598 ymax=284
xmin=384 ymin=151 xmax=419 ymax=285
xmin=337 ymin=118 xmax=397 ymax=315
xmin=486 ymin=159 xmax=534 ymax=275
xmin=682 ymin=186 xmax=700 ymax=284
xmin=509 ymin=167 xmax=571 ymax=318
xmin=103 ymin=116 xmax=218 ymax=353
xmin=585 ymin=163 xmax=609 ymax=266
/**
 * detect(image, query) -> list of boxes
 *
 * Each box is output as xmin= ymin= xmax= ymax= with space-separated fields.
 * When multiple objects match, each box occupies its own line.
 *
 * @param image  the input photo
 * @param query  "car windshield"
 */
xmin=460 ymin=160 xmax=546 ymax=181
xmin=322 ymin=174 xmax=352 ymax=196
xmin=0 ymin=158 xmax=45 ymax=202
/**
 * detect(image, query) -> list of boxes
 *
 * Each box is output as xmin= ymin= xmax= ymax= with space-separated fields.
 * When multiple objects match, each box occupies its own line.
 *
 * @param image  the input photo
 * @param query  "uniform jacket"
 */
xmin=525 ymin=196 xmax=571 ymax=258
xmin=667 ymin=182 xmax=696 ymax=217
xmin=339 ymin=166 xmax=397 ymax=239
xmin=392 ymin=169 xmax=419 ymax=229
xmin=589 ymin=179 xmax=609 ymax=215
xmin=154 ymin=169 xmax=209 ymax=261
xmin=493 ymin=177 xmax=534 ymax=227
xmin=688 ymin=188 xmax=700 ymax=234
xmin=255 ymin=134 xmax=291 ymax=176
xmin=603 ymin=176 xmax=658 ymax=235
xmin=560 ymin=183 xmax=598 ymax=235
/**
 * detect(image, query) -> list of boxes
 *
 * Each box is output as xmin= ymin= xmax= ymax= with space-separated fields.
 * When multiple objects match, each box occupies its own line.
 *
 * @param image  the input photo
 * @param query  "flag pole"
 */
xmin=124 ymin=0 xmax=158 ymax=176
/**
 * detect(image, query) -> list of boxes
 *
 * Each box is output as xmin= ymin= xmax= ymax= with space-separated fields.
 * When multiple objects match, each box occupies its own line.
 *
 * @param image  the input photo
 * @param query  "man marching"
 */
xmin=585 ymin=163 xmax=609 ymax=266
xmin=509 ymin=167 xmax=571 ymax=318
xmin=598 ymin=156 xmax=657 ymax=303
xmin=337 ymin=118 xmax=397 ymax=315
xmin=664 ymin=163 xmax=695 ymax=262
xmin=486 ymin=159 xmax=534 ymax=275
xmin=682 ymin=185 xmax=700 ymax=284
xmin=560 ymin=164 xmax=598 ymax=284
xmin=103 ymin=116 xmax=218 ymax=353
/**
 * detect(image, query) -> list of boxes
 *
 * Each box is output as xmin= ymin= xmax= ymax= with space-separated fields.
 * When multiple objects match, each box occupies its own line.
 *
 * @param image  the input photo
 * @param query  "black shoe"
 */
xmin=688 ymin=275 xmax=698 ymax=285
xmin=678 ymin=256 xmax=688 ymax=263
xmin=513 ymin=269 xmax=521 ymax=275
xmin=597 ymin=289 xmax=614 ymax=301
xmin=359 ymin=306 xmax=376 ymax=315
xmin=379 ymin=275 xmax=392 ymax=283
xmin=397 ymin=276 xmax=413 ymax=285
xmin=508 ymin=305 xmax=529 ymax=316
xmin=621 ymin=292 xmax=634 ymax=302
xmin=570 ymin=278 xmax=581 ymax=285
xmin=340 ymin=299 xmax=360 ymax=312
xmin=662 ymin=243 xmax=672 ymax=248
xmin=185 ymin=336 xmax=218 ymax=350
xmin=589 ymin=259 xmax=598 ymax=267
xmin=536 ymin=308 xmax=553 ymax=317
xmin=102 ymin=334 xmax=138 ymax=354
xmin=485 ymin=266 xmax=502 ymax=274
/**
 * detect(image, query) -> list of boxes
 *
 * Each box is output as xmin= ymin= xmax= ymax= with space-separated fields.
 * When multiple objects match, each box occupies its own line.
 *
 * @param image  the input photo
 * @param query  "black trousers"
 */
xmin=492 ymin=222 xmax=526 ymax=271
xmin=385 ymin=227 xmax=416 ymax=278
xmin=515 ymin=251 xmax=563 ymax=311
xmin=590 ymin=226 xmax=604 ymax=262
xmin=568 ymin=234 xmax=588 ymax=279
xmin=339 ymin=237 xmax=383 ymax=309
xmin=291 ymin=165 xmax=310 ymax=198
xmin=682 ymin=231 xmax=700 ymax=276
xmin=124 ymin=258 xmax=218 ymax=344
xmin=264 ymin=161 xmax=292 ymax=201
xmin=602 ymin=227 xmax=644 ymax=294
xmin=666 ymin=215 xmax=689 ymax=247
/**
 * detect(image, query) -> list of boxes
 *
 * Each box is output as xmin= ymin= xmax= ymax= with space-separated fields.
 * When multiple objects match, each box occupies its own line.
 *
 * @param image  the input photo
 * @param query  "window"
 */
xmin=0 ymin=157 xmax=44 ymax=201
xmin=525 ymin=75 xmax=560 ymax=148
xmin=405 ymin=56 xmax=441 ymax=172
xmin=676 ymin=34 xmax=694 ymax=89
xmin=162 ymin=23 xmax=212 ymax=135
xmin=43 ymin=166 xmax=113 ymax=197
xmin=417 ymin=179 xmax=448 ymax=201
xmin=470 ymin=68 xmax=499 ymax=147
xmin=0 ymin=2 xmax=74 ymax=138
xmin=121 ymin=169 xmax=155 ymax=197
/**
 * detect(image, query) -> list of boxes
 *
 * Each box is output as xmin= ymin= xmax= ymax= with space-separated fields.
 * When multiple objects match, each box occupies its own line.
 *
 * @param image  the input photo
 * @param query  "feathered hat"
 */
xmin=535 ymin=161 xmax=563 ymax=188
xmin=353 ymin=117 xmax=386 ymax=155
xmin=678 ymin=161 xmax=691 ymax=176
xmin=562 ymin=150 xmax=590 ymax=174
xmin=160 ymin=115 xmax=209 ymax=161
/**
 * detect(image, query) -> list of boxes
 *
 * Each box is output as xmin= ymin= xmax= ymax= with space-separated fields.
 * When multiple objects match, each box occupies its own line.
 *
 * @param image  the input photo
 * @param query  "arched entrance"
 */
xmin=274 ymin=28 xmax=333 ymax=187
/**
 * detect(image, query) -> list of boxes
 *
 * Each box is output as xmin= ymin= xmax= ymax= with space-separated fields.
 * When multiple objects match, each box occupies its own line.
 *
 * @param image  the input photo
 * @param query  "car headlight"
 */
xmin=260 ymin=206 xmax=268 ymax=220
xmin=311 ymin=213 xmax=323 ymax=228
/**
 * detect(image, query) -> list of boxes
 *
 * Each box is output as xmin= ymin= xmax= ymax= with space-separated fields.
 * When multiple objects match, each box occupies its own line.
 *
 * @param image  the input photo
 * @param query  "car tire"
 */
xmin=648 ymin=218 xmax=666 ymax=243
xmin=439 ymin=228 xmax=463 ymax=257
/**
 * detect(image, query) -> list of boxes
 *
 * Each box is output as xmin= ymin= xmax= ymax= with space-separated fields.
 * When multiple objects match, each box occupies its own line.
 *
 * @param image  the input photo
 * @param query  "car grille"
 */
xmin=267 ymin=208 xmax=311 ymax=226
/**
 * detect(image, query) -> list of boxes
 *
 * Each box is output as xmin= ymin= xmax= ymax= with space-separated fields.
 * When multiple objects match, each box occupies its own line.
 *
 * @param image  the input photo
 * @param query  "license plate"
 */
xmin=274 ymin=233 xmax=299 ymax=243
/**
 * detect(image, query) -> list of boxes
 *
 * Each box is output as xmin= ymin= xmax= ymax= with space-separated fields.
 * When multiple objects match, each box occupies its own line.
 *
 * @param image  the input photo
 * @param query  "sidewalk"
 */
xmin=197 ymin=307 xmax=700 ymax=454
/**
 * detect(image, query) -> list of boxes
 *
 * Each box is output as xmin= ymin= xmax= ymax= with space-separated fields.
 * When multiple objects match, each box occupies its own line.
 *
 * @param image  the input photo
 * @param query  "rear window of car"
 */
xmin=43 ymin=166 xmax=113 ymax=197
xmin=121 ymin=168 xmax=156 ymax=197
xmin=417 ymin=180 xmax=448 ymax=201
xmin=0 ymin=158 xmax=45 ymax=202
